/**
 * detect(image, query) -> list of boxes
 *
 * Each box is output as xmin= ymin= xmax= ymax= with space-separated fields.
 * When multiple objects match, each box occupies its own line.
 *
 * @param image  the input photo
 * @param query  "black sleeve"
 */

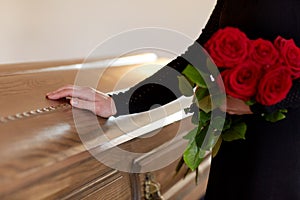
xmin=111 ymin=0 xmax=225 ymax=116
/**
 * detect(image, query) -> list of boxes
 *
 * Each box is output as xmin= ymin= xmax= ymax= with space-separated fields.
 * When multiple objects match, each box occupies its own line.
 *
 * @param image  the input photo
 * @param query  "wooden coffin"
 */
xmin=0 ymin=54 xmax=210 ymax=200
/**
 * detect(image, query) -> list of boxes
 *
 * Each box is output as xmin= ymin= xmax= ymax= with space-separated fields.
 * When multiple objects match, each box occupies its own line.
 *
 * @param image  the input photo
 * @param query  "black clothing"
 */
xmin=111 ymin=1 xmax=300 ymax=199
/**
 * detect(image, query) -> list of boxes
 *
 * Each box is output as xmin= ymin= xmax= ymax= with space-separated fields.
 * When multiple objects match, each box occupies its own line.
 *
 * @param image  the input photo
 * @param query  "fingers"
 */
xmin=46 ymin=85 xmax=116 ymax=118
xmin=70 ymin=98 xmax=96 ymax=113
xmin=46 ymin=88 xmax=74 ymax=100
xmin=224 ymin=96 xmax=253 ymax=115
xmin=70 ymin=98 xmax=115 ymax=118
xmin=46 ymin=85 xmax=76 ymax=99
xmin=46 ymin=85 xmax=74 ymax=96
xmin=219 ymin=103 xmax=227 ymax=113
xmin=46 ymin=85 xmax=98 ymax=101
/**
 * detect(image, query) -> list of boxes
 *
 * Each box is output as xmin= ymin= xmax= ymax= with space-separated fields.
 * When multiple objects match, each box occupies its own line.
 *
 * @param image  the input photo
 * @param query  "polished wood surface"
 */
xmin=0 ymin=54 xmax=209 ymax=199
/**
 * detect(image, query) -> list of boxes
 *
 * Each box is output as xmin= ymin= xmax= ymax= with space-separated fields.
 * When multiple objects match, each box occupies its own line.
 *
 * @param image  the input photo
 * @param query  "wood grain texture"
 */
xmin=0 ymin=55 xmax=208 ymax=199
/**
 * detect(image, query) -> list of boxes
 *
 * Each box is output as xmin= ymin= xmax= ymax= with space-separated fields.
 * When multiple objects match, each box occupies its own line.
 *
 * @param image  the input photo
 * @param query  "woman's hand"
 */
xmin=220 ymin=96 xmax=253 ymax=115
xmin=46 ymin=85 xmax=117 ymax=118
xmin=46 ymin=85 xmax=252 ymax=117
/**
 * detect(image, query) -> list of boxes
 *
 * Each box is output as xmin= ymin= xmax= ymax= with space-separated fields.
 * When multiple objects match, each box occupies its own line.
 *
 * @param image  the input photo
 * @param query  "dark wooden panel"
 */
xmin=80 ymin=172 xmax=132 ymax=200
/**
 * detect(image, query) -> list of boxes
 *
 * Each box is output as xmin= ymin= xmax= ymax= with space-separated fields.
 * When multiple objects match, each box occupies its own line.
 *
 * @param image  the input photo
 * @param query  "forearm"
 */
xmin=111 ymin=0 xmax=225 ymax=116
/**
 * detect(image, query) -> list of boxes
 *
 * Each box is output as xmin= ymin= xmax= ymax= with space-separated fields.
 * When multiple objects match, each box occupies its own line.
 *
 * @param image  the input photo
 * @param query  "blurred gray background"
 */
xmin=0 ymin=0 xmax=216 ymax=64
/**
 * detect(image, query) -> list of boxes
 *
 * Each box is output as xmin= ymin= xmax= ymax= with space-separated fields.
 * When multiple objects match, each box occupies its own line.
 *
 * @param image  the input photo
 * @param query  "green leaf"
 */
xmin=222 ymin=122 xmax=247 ymax=142
xmin=211 ymin=93 xmax=226 ymax=109
xmin=264 ymin=109 xmax=287 ymax=122
xmin=183 ymin=140 xmax=205 ymax=171
xmin=198 ymin=95 xmax=212 ymax=113
xmin=195 ymin=86 xmax=209 ymax=100
xmin=199 ymin=110 xmax=211 ymax=125
xmin=182 ymin=64 xmax=207 ymax=88
xmin=211 ymin=116 xmax=226 ymax=131
xmin=212 ymin=137 xmax=222 ymax=158
xmin=191 ymin=111 xmax=200 ymax=125
xmin=245 ymin=99 xmax=256 ymax=106
xmin=222 ymin=117 xmax=232 ymax=131
xmin=202 ymin=131 xmax=220 ymax=151
xmin=178 ymin=75 xmax=194 ymax=97
xmin=195 ymin=124 xmax=209 ymax=148
xmin=183 ymin=127 xmax=198 ymax=142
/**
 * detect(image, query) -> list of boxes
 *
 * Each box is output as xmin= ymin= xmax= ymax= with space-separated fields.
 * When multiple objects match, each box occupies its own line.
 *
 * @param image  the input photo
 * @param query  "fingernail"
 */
xmin=46 ymin=94 xmax=55 ymax=98
xmin=46 ymin=92 xmax=54 ymax=96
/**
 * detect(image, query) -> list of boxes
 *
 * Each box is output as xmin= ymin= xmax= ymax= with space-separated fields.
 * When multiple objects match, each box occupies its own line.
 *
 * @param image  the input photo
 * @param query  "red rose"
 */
xmin=219 ymin=60 xmax=262 ymax=101
xmin=256 ymin=65 xmax=292 ymax=106
xmin=250 ymin=38 xmax=279 ymax=69
xmin=205 ymin=27 xmax=251 ymax=68
xmin=275 ymin=36 xmax=300 ymax=79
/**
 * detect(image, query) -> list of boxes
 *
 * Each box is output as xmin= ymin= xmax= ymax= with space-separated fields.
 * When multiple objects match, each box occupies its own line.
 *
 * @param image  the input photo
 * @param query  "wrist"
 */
xmin=108 ymin=95 xmax=117 ymax=116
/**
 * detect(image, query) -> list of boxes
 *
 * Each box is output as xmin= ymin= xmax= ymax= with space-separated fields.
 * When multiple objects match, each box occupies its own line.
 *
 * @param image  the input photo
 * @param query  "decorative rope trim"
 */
xmin=0 ymin=103 xmax=71 ymax=123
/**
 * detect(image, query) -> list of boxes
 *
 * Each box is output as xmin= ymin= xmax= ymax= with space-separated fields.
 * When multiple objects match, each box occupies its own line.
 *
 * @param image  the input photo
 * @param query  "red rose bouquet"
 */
xmin=177 ymin=27 xmax=299 ymax=173
xmin=205 ymin=27 xmax=296 ymax=106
